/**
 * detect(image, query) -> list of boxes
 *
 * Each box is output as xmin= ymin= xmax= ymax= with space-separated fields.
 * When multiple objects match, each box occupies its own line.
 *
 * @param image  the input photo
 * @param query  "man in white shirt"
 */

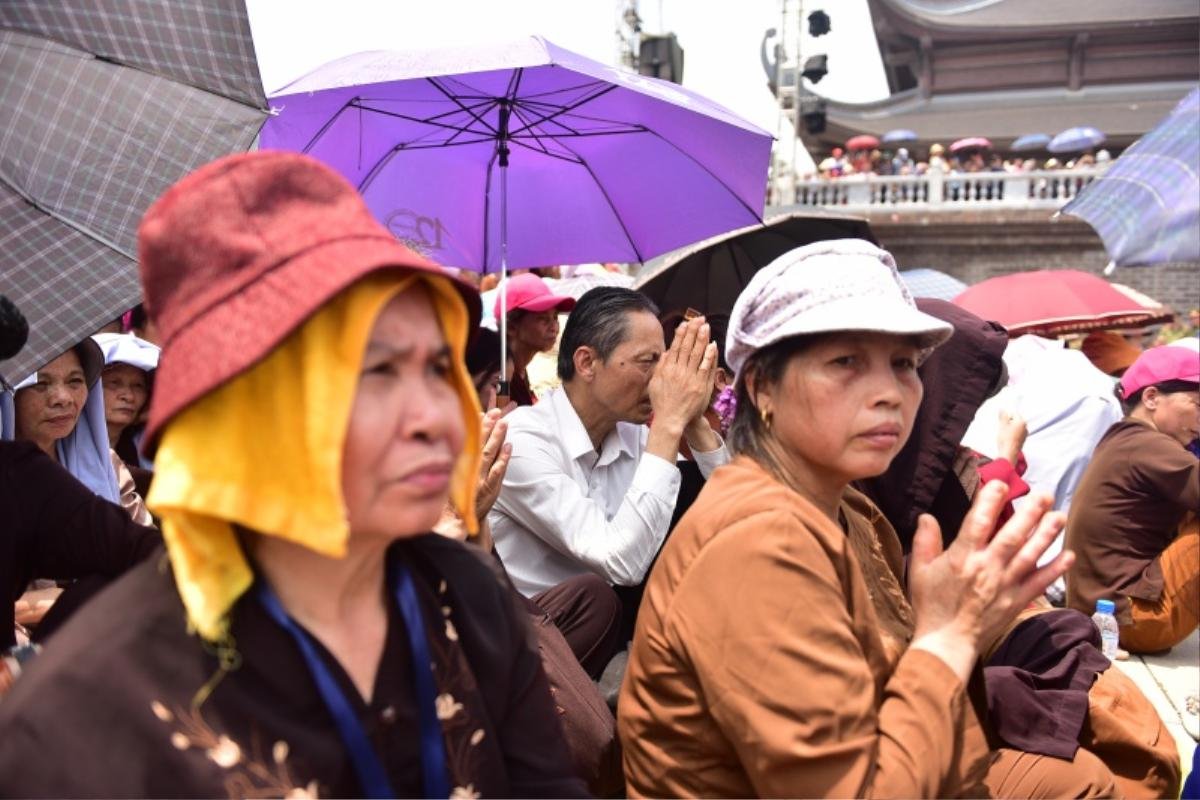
xmin=490 ymin=288 xmax=728 ymax=607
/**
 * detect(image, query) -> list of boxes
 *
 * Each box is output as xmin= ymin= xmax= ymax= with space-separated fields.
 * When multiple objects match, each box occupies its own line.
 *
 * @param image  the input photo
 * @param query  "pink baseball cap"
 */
xmin=493 ymin=273 xmax=576 ymax=318
xmin=1119 ymin=345 xmax=1200 ymax=397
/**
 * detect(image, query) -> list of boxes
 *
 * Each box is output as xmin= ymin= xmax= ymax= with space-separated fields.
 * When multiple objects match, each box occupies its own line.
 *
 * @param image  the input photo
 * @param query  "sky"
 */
xmin=246 ymin=0 xmax=889 ymax=174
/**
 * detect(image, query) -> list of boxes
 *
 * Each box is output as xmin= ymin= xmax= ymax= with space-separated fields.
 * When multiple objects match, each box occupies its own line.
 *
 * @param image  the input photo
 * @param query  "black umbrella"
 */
xmin=0 ymin=1 xmax=268 ymax=381
xmin=635 ymin=209 xmax=876 ymax=318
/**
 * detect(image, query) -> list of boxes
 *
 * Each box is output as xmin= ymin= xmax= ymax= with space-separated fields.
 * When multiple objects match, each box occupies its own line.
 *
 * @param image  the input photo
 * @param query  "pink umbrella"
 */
xmin=845 ymin=134 xmax=880 ymax=151
xmin=953 ymin=270 xmax=1174 ymax=336
xmin=949 ymin=136 xmax=992 ymax=153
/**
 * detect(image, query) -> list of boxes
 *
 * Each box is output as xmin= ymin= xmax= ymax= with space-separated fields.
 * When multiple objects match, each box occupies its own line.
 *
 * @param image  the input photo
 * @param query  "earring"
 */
xmin=760 ymin=406 xmax=773 ymax=429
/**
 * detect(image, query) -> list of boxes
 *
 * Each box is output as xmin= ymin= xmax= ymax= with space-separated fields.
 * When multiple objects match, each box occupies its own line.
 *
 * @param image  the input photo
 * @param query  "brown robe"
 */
xmin=0 ymin=535 xmax=587 ymax=798
xmin=1066 ymin=418 xmax=1200 ymax=623
xmin=618 ymin=457 xmax=992 ymax=798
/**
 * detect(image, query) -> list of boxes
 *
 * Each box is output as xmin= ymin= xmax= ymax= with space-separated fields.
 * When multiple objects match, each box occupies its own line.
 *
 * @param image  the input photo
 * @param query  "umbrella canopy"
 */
xmin=952 ymin=269 xmax=1172 ymax=336
xmin=949 ymin=137 xmax=992 ymax=154
xmin=1048 ymin=126 xmax=1105 ymax=154
xmin=260 ymin=37 xmax=772 ymax=273
xmin=1110 ymin=283 xmax=1174 ymax=326
xmin=898 ymin=268 xmax=968 ymax=302
xmin=1061 ymin=88 xmax=1199 ymax=268
xmin=881 ymin=129 xmax=917 ymax=144
xmin=553 ymin=269 xmax=634 ymax=300
xmin=1011 ymin=133 xmax=1051 ymax=152
xmin=845 ymin=134 xmax=880 ymax=151
xmin=635 ymin=209 xmax=875 ymax=318
xmin=0 ymin=0 xmax=267 ymax=382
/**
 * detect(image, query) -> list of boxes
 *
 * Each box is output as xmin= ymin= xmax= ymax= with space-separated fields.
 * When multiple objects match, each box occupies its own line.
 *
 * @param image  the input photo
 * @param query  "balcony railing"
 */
xmin=792 ymin=168 xmax=1104 ymax=211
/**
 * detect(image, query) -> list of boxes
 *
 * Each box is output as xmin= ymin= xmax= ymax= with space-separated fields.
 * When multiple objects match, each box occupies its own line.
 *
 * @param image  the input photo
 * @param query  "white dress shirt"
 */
xmin=490 ymin=387 xmax=729 ymax=597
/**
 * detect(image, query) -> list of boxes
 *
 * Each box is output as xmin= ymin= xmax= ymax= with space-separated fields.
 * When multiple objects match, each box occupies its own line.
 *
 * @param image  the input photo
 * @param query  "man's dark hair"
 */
xmin=557 ymin=287 xmax=659 ymax=381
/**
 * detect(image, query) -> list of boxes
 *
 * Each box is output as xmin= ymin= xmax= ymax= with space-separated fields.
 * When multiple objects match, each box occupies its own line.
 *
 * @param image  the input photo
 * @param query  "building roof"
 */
xmin=873 ymin=0 xmax=1200 ymax=36
xmin=797 ymin=0 xmax=1199 ymax=157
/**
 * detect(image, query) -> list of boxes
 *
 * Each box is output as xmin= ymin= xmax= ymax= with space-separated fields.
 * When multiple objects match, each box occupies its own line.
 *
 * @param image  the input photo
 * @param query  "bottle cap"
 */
xmin=1096 ymin=599 xmax=1116 ymax=614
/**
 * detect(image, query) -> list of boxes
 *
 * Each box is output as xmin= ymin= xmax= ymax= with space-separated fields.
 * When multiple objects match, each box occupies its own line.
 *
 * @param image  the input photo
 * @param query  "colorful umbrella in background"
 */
xmin=949 ymin=136 xmax=992 ymax=153
xmin=952 ymin=269 xmax=1173 ymax=336
xmin=899 ymin=268 xmax=968 ymax=301
xmin=1061 ymin=88 xmax=1199 ymax=270
xmin=882 ymin=128 xmax=918 ymax=144
xmin=1011 ymin=133 xmax=1051 ymax=152
xmin=0 ymin=0 xmax=267 ymax=382
xmin=1110 ymin=283 xmax=1174 ymax=323
xmin=261 ymin=36 xmax=771 ymax=388
xmin=1048 ymin=126 xmax=1106 ymax=154
xmin=845 ymin=134 xmax=880 ymax=151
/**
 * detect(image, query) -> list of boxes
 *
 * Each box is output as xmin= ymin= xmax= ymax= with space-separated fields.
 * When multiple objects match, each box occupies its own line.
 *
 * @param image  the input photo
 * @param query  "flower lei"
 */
xmin=712 ymin=385 xmax=737 ymax=436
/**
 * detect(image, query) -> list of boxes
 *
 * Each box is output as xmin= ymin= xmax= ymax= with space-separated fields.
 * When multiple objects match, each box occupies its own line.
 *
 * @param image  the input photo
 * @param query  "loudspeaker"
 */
xmin=799 ymin=97 xmax=827 ymax=135
xmin=638 ymin=34 xmax=685 ymax=84
xmin=802 ymin=54 xmax=828 ymax=84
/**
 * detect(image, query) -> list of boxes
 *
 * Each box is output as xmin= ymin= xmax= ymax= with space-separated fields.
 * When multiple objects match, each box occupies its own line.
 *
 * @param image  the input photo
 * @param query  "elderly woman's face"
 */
xmin=342 ymin=286 xmax=466 ymax=540
xmin=764 ymin=332 xmax=922 ymax=486
xmin=102 ymin=363 xmax=149 ymax=432
xmin=14 ymin=350 xmax=87 ymax=447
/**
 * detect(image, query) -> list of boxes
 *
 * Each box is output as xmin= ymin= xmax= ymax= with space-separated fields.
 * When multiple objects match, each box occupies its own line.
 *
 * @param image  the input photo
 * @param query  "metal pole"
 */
xmin=792 ymin=0 xmax=802 ymax=190
xmin=497 ymin=101 xmax=512 ymax=399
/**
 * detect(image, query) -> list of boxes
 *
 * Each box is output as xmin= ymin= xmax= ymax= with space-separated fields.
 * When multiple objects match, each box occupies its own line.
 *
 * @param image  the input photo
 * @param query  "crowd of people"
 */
xmin=0 ymin=150 xmax=1196 ymax=798
xmin=808 ymin=144 xmax=1112 ymax=181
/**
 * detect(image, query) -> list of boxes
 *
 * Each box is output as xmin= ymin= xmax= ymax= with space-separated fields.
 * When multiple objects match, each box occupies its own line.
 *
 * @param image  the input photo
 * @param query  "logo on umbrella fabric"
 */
xmin=384 ymin=209 xmax=447 ymax=256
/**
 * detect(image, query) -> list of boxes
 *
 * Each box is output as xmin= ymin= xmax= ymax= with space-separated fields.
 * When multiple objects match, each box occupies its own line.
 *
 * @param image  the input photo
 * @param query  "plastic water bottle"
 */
xmin=1092 ymin=599 xmax=1120 ymax=660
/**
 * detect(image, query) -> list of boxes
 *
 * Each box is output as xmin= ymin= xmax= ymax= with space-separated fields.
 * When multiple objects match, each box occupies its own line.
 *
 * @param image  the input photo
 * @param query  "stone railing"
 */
xmin=792 ymin=168 xmax=1104 ymax=211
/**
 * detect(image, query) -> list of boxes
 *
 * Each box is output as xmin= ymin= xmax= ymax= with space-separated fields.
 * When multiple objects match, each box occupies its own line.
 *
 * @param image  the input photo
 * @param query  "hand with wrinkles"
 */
xmin=908 ymin=482 xmax=1073 ymax=682
xmin=434 ymin=408 xmax=511 ymax=549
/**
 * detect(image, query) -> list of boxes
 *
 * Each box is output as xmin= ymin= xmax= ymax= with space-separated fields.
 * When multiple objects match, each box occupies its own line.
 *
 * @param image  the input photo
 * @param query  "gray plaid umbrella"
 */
xmin=0 ymin=1 xmax=267 ymax=382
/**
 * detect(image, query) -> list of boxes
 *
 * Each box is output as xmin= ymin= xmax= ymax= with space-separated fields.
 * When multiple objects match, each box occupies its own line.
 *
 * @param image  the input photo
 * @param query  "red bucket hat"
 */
xmin=138 ymin=150 xmax=480 ymax=452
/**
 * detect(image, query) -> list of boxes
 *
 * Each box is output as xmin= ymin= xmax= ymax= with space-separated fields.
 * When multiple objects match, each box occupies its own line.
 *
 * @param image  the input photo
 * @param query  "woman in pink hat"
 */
xmin=1066 ymin=345 xmax=1199 ymax=654
xmin=495 ymin=272 xmax=575 ymax=406
xmin=0 ymin=152 xmax=585 ymax=798
xmin=619 ymin=239 xmax=1130 ymax=798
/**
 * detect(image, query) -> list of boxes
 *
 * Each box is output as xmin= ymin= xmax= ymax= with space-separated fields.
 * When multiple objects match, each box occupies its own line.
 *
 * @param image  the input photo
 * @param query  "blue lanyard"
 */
xmin=256 ymin=560 xmax=452 ymax=799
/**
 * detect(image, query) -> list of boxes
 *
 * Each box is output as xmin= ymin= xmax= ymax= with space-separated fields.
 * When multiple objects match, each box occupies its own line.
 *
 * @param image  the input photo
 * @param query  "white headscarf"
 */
xmin=1 ymin=345 xmax=121 ymax=504
xmin=92 ymin=332 xmax=160 ymax=470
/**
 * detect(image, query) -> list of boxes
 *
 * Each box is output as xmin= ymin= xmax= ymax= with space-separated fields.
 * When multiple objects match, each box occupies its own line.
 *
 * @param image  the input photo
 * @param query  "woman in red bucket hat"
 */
xmin=0 ymin=152 xmax=586 ymax=798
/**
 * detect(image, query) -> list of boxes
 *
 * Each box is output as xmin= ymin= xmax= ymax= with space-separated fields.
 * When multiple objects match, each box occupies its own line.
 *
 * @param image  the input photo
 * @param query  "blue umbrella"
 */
xmin=899 ymin=268 xmax=967 ymax=301
xmin=1062 ymin=88 xmax=1199 ymax=269
xmin=1048 ymin=126 xmax=1106 ymax=153
xmin=1011 ymin=133 xmax=1051 ymax=152
xmin=881 ymin=128 xmax=918 ymax=144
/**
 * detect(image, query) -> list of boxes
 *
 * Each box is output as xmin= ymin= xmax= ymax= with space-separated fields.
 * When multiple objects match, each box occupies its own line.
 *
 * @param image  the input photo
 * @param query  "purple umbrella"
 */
xmin=261 ymin=37 xmax=771 ymax=387
xmin=261 ymin=38 xmax=770 ymax=271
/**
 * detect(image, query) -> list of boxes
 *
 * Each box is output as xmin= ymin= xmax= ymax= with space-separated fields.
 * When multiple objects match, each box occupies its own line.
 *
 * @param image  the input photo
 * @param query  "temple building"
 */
xmin=802 ymin=0 xmax=1199 ymax=159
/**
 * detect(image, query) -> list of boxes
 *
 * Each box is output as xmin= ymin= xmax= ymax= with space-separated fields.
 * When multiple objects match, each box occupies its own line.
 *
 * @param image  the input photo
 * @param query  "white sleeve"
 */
xmin=491 ymin=430 xmax=681 ymax=586
xmin=690 ymin=435 xmax=731 ymax=479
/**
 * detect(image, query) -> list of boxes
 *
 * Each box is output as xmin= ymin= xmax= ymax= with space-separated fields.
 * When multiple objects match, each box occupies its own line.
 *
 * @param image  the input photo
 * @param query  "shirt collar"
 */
xmin=550 ymin=388 xmax=599 ymax=463
xmin=550 ymin=387 xmax=638 ymax=466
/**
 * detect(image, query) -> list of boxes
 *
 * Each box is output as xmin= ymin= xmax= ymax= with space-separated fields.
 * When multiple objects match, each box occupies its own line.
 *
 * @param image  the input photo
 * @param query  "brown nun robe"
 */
xmin=619 ymin=457 xmax=1130 ymax=799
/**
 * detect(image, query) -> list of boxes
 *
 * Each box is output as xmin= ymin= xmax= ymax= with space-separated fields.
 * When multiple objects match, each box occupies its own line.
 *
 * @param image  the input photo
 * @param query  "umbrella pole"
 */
xmin=496 ymin=103 xmax=512 ymax=401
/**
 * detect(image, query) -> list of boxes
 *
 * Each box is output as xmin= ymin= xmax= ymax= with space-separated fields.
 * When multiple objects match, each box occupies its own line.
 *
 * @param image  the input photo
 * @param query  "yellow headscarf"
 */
xmin=147 ymin=273 xmax=481 ymax=641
